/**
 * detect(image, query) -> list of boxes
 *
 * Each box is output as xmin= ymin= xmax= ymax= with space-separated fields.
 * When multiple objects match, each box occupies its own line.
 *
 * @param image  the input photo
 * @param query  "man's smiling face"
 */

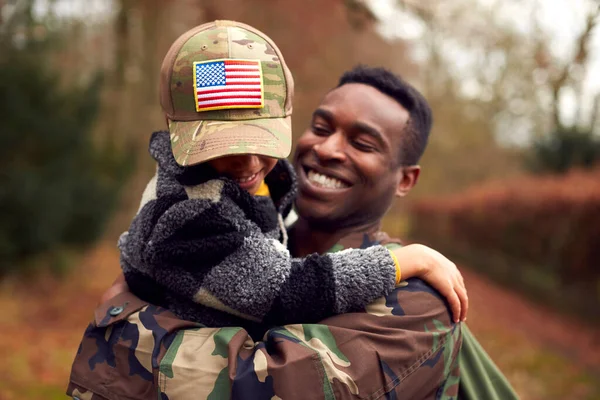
xmin=293 ymin=83 xmax=419 ymax=230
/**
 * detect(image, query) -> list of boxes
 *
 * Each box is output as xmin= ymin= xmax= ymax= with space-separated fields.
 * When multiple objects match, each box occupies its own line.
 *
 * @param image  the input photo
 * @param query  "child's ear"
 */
xmin=396 ymin=166 xmax=420 ymax=197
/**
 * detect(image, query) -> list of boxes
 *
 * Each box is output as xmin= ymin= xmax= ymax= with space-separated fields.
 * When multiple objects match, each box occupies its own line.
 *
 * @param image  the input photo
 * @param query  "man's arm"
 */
xmin=70 ymin=277 xmax=460 ymax=400
xmin=67 ymin=292 xmax=202 ymax=400
xmin=156 ymin=278 xmax=462 ymax=400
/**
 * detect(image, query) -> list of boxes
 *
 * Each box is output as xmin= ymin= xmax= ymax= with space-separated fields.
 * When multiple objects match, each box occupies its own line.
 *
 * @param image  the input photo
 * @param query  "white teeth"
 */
xmin=235 ymin=172 xmax=257 ymax=183
xmin=307 ymin=170 xmax=348 ymax=189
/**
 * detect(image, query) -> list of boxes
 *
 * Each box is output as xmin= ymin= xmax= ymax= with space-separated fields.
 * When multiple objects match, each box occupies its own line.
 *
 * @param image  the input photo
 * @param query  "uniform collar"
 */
xmin=328 ymin=227 xmax=402 ymax=252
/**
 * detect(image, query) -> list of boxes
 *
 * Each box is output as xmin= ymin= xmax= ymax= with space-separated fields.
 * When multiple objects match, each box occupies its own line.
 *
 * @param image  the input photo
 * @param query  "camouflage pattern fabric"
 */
xmin=67 ymin=229 xmax=462 ymax=400
xmin=160 ymin=20 xmax=294 ymax=166
xmin=168 ymin=117 xmax=292 ymax=167
xmin=165 ymin=24 xmax=291 ymax=118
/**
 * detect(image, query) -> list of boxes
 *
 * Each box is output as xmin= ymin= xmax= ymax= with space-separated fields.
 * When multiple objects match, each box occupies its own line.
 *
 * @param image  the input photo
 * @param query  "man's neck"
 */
xmin=289 ymin=217 xmax=382 ymax=257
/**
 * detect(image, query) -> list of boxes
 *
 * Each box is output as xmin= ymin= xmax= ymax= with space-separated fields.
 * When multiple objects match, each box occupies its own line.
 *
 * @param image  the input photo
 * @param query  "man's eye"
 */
xmin=353 ymin=141 xmax=375 ymax=152
xmin=312 ymin=125 xmax=331 ymax=136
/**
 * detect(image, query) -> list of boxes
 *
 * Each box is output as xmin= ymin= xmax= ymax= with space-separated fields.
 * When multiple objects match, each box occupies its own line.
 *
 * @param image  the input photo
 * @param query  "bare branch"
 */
xmin=573 ymin=5 xmax=600 ymax=64
xmin=591 ymin=93 xmax=600 ymax=134
xmin=548 ymin=5 xmax=599 ymax=130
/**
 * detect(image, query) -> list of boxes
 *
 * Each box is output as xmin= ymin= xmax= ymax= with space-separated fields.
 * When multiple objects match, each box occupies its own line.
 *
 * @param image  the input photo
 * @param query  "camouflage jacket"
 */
xmin=67 ymin=229 xmax=462 ymax=400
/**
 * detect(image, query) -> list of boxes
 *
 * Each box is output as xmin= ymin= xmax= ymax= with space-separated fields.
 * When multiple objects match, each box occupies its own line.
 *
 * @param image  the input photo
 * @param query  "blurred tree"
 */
xmin=525 ymin=3 xmax=600 ymax=173
xmin=362 ymin=0 xmax=529 ymax=195
xmin=367 ymin=0 xmax=600 ymax=194
xmin=0 ymin=0 xmax=133 ymax=274
xmin=391 ymin=0 xmax=600 ymax=136
xmin=541 ymin=4 xmax=600 ymax=132
xmin=527 ymin=128 xmax=600 ymax=173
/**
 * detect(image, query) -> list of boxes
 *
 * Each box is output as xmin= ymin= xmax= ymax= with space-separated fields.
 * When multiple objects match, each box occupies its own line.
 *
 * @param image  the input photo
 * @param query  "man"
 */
xmin=288 ymin=66 xmax=517 ymax=400
xmin=67 ymin=35 xmax=513 ymax=400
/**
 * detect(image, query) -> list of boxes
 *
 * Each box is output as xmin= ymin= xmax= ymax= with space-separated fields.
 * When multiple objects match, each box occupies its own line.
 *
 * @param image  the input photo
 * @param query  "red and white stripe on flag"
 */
xmin=193 ymin=59 xmax=264 ymax=112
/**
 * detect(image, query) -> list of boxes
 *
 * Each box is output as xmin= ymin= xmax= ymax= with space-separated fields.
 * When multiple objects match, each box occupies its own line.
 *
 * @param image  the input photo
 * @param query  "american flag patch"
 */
xmin=193 ymin=59 xmax=264 ymax=112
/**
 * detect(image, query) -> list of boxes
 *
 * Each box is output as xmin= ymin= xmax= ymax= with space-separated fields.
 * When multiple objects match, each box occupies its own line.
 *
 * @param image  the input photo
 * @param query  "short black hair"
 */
xmin=337 ymin=65 xmax=432 ymax=166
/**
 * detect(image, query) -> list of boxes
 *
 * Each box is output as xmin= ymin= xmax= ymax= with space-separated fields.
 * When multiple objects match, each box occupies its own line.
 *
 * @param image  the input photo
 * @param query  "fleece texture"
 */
xmin=120 ymin=131 xmax=397 ymax=329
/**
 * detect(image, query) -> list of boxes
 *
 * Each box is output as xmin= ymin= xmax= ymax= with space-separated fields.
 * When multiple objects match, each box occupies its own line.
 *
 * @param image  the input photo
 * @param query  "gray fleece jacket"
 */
xmin=119 ymin=131 xmax=397 ymax=333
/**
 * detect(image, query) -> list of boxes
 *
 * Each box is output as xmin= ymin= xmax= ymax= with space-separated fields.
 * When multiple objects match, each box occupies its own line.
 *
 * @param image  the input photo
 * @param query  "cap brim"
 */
xmin=169 ymin=116 xmax=292 ymax=166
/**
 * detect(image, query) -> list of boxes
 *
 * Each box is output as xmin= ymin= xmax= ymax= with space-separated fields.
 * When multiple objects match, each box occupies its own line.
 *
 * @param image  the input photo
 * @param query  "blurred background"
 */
xmin=0 ymin=0 xmax=599 ymax=399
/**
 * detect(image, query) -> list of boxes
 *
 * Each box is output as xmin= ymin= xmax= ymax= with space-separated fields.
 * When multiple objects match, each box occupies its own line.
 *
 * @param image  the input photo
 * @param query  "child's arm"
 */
xmin=263 ymin=243 xmax=467 ymax=326
xmin=122 ymin=178 xmax=466 ymax=325
xmin=129 ymin=199 xmax=399 ymax=324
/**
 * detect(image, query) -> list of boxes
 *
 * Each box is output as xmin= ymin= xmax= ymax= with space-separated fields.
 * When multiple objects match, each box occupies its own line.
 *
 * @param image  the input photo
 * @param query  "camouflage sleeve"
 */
xmin=66 ymin=292 xmax=201 ymax=400
xmin=157 ymin=278 xmax=462 ymax=400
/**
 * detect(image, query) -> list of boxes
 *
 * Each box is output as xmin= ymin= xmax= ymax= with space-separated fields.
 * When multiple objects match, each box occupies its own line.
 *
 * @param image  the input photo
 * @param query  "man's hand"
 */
xmin=99 ymin=273 xmax=129 ymax=305
xmin=392 ymin=244 xmax=468 ymax=323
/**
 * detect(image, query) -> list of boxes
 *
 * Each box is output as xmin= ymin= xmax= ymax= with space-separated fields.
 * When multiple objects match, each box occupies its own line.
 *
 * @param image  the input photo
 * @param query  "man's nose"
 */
xmin=313 ymin=132 xmax=347 ymax=162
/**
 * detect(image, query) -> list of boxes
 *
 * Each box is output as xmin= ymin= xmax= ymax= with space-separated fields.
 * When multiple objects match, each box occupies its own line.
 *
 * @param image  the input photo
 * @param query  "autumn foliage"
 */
xmin=410 ymin=167 xmax=600 ymax=321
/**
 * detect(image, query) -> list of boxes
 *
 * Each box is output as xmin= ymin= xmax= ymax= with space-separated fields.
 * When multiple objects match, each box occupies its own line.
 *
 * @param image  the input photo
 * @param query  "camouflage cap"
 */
xmin=160 ymin=20 xmax=294 ymax=166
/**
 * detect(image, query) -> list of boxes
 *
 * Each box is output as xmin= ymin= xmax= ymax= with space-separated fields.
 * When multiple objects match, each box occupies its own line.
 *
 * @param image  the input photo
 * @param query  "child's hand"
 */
xmin=391 ymin=244 xmax=468 ymax=323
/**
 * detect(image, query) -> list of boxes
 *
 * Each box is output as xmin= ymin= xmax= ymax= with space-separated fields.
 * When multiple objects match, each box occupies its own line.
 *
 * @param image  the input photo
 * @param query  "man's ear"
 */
xmin=396 ymin=165 xmax=420 ymax=197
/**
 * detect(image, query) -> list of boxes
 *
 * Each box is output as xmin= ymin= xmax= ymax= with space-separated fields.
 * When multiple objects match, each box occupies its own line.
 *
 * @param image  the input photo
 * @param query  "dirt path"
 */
xmin=462 ymin=266 xmax=600 ymax=367
xmin=460 ymin=267 xmax=600 ymax=399
xmin=0 ymin=242 xmax=599 ymax=399
xmin=0 ymin=242 xmax=121 ymax=400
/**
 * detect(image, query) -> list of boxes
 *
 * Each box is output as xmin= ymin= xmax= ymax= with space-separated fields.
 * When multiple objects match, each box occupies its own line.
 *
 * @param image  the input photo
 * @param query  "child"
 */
xmin=119 ymin=20 xmax=465 ymax=336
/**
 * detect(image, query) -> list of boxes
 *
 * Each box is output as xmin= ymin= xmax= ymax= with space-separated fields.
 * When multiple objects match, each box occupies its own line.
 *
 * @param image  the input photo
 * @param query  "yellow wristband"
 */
xmin=388 ymin=249 xmax=401 ymax=284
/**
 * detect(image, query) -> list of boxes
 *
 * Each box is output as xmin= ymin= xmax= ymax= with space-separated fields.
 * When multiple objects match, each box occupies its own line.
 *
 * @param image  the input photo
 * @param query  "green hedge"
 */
xmin=410 ymin=168 xmax=600 ymax=323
